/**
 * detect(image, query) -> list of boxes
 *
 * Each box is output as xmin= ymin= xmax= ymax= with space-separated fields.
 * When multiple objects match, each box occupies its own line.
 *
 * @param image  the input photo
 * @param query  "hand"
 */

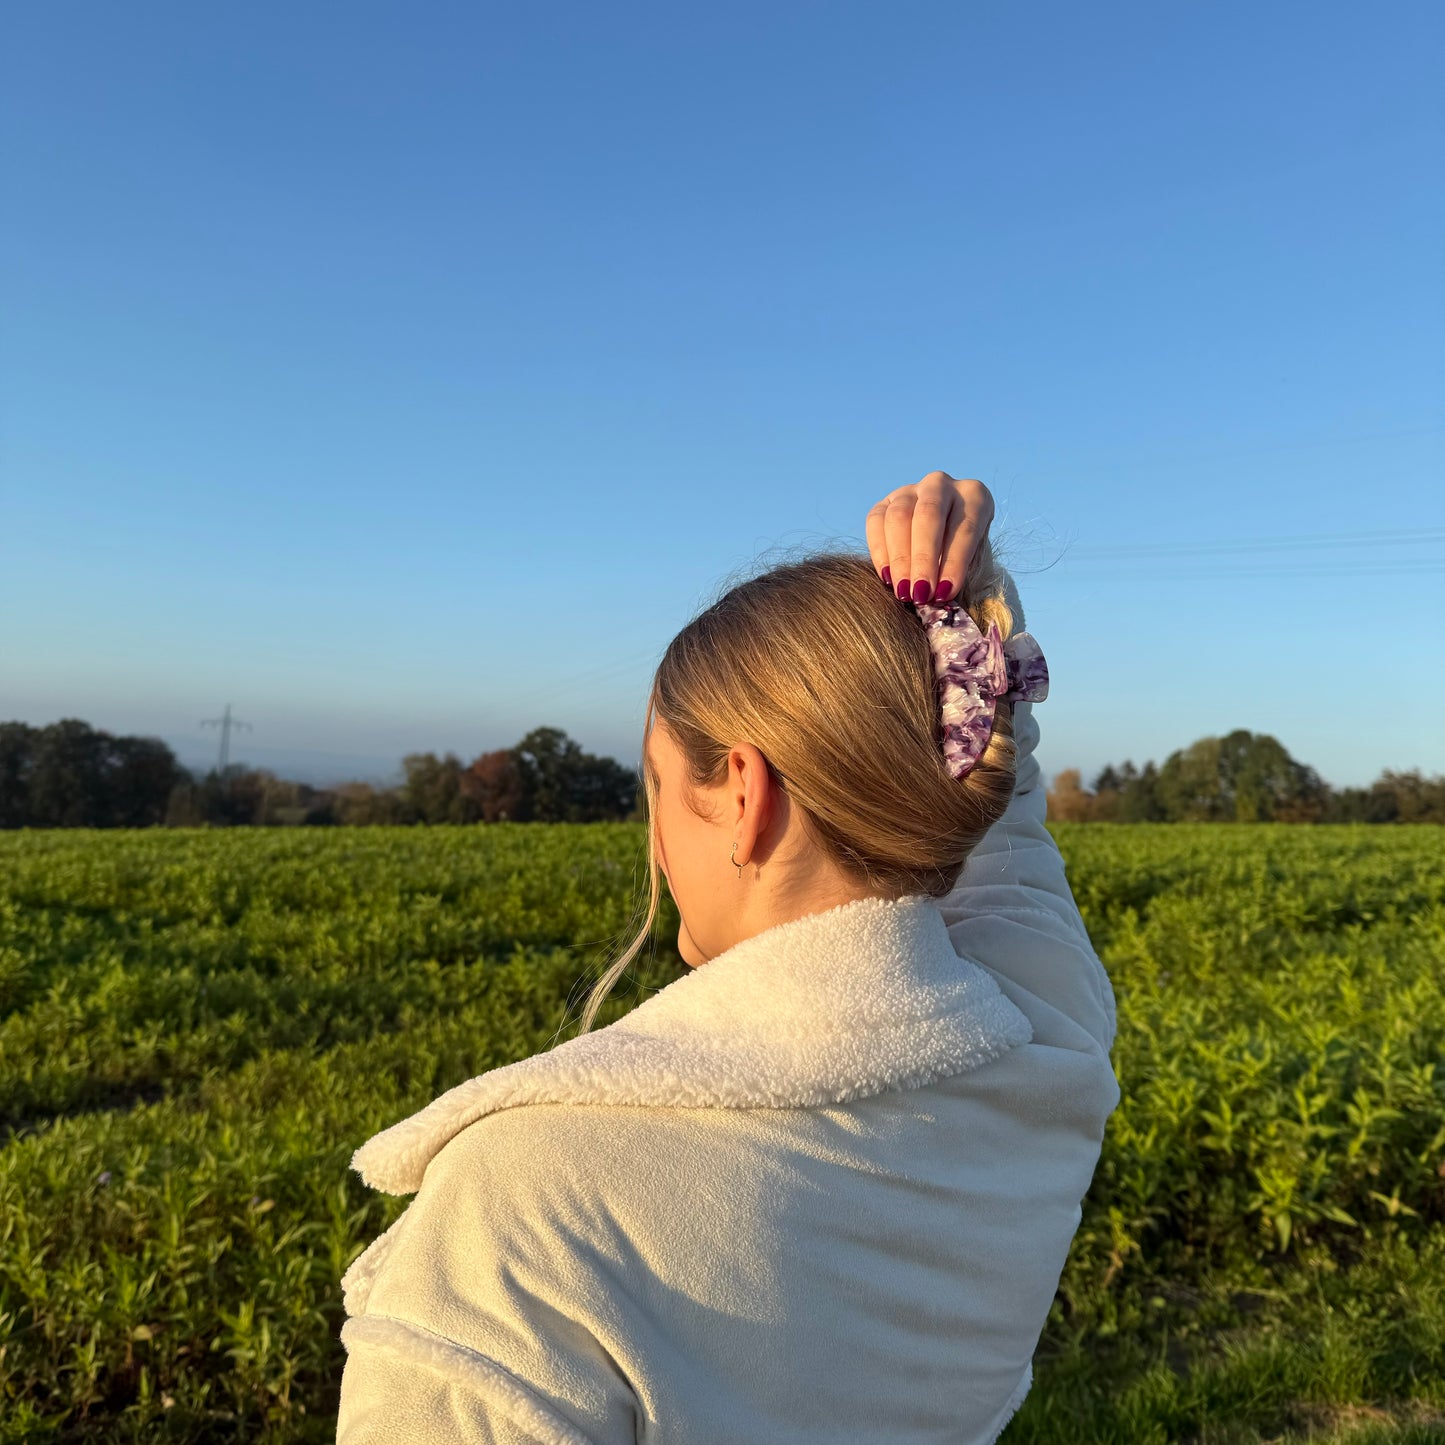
xmin=865 ymin=472 xmax=995 ymax=605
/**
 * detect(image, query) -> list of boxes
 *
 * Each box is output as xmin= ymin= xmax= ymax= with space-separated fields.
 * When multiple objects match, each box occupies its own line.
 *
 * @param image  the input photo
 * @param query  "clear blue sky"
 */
xmin=3 ymin=1 xmax=1442 ymax=792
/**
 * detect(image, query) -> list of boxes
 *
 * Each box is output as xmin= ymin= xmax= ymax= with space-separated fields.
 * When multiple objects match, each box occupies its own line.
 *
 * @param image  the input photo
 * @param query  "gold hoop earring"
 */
xmin=731 ymin=841 xmax=743 ymax=879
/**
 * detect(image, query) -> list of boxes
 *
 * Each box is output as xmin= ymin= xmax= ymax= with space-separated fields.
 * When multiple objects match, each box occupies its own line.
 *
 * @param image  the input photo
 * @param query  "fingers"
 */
xmin=907 ymin=474 xmax=959 ymax=602
xmin=884 ymin=489 xmax=916 ymax=599
xmin=864 ymin=487 xmax=916 ymax=596
xmin=866 ymin=473 xmax=994 ymax=605
xmin=938 ymin=479 xmax=995 ymax=602
xmin=864 ymin=501 xmax=891 ymax=585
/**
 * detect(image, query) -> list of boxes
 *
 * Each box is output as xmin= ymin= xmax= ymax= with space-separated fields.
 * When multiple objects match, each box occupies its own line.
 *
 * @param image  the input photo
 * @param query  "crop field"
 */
xmin=1 ymin=823 xmax=1442 ymax=1443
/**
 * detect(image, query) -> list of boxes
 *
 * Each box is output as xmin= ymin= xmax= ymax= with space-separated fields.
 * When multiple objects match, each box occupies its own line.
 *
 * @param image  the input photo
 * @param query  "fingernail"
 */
xmin=881 ymin=566 xmax=892 ymax=586
xmin=896 ymin=578 xmax=910 ymax=600
xmin=912 ymin=579 xmax=932 ymax=604
xmin=934 ymin=579 xmax=953 ymax=603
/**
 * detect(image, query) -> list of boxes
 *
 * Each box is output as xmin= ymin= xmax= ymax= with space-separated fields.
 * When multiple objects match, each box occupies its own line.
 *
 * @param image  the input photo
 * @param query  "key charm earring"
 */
xmin=731 ymin=841 xmax=742 ymax=879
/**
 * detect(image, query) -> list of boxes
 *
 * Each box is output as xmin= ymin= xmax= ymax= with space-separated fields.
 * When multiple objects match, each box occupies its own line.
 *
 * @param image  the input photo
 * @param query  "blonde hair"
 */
xmin=571 ymin=539 xmax=1020 ymax=1036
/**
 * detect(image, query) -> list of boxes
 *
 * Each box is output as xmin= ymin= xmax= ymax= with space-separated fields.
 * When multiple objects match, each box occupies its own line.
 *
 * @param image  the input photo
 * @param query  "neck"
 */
xmin=683 ymin=879 xmax=899 ymax=968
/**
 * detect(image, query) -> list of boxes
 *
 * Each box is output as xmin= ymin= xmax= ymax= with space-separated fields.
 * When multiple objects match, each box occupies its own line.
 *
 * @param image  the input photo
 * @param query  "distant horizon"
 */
xmin=0 ymin=707 xmax=1430 ymax=797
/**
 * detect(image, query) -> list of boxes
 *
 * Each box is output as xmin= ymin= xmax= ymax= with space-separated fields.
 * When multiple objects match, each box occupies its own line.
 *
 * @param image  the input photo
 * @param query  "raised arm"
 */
xmin=864 ymin=472 xmax=1116 ymax=1055
xmin=932 ymin=567 xmax=1118 ymax=1055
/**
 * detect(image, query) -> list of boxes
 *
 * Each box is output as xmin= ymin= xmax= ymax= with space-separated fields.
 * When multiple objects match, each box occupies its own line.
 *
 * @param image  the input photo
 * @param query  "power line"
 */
xmin=1034 ymin=560 xmax=1445 ymax=582
xmin=1054 ymin=528 xmax=1445 ymax=560
xmin=516 ymin=642 xmax=667 ymax=710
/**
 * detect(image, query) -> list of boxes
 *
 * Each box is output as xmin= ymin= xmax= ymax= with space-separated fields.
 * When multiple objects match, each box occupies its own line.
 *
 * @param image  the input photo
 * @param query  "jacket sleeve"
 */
xmin=337 ymin=1313 xmax=598 ymax=1445
xmin=336 ymin=1115 xmax=641 ymax=1445
xmin=933 ymin=569 xmax=1118 ymax=1055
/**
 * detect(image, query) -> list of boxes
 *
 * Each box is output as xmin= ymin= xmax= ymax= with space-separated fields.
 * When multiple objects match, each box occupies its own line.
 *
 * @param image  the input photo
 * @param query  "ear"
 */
xmin=730 ymin=743 xmax=777 ymax=853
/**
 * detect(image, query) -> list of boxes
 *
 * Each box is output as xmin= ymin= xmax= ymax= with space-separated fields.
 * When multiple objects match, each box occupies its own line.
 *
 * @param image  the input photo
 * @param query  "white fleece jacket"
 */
xmin=336 ymin=693 xmax=1120 ymax=1443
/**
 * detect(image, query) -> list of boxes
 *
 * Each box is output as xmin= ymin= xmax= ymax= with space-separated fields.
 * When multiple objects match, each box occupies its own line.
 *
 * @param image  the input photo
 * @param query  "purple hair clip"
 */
xmin=911 ymin=600 xmax=1050 ymax=780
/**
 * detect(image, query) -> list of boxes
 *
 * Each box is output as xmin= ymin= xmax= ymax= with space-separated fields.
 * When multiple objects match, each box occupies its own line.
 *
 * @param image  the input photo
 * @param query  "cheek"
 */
xmin=653 ymin=797 xmax=671 ymax=878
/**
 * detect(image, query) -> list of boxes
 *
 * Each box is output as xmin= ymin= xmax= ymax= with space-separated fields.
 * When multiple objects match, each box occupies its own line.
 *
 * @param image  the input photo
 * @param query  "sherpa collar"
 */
xmin=351 ymin=892 xmax=1033 ymax=1196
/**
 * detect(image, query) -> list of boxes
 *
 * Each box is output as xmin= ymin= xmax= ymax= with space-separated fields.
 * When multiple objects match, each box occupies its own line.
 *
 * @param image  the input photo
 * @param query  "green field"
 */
xmin=1 ymin=824 xmax=1442 ymax=1443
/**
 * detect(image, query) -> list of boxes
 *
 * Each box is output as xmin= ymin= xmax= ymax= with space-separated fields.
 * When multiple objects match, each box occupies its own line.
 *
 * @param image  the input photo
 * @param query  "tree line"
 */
xmin=1045 ymin=729 xmax=1445 ymax=824
xmin=0 ymin=720 xmax=640 ymax=829
xmin=2 ymin=718 xmax=1441 ymax=829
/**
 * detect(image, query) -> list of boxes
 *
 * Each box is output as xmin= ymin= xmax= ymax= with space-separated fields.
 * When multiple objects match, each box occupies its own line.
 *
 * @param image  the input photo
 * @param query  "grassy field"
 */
xmin=1 ymin=822 xmax=1442 ymax=1443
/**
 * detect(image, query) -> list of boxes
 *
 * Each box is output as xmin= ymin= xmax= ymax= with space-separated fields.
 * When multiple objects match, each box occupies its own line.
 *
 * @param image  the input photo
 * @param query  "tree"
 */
xmin=0 ymin=720 xmax=185 ymax=828
xmin=1220 ymin=730 xmax=1325 ymax=822
xmin=564 ymin=752 xmax=643 ymax=822
xmin=165 ymin=777 xmax=205 ymax=827
xmin=106 ymin=735 xmax=186 ymax=827
xmin=1046 ymin=768 xmax=1095 ymax=822
xmin=192 ymin=765 xmax=268 ymax=827
xmin=331 ymin=781 xmax=409 ymax=827
xmin=1374 ymin=769 xmax=1445 ymax=823
xmin=510 ymin=727 xmax=639 ymax=823
xmin=461 ymin=750 xmax=527 ymax=822
xmin=0 ymin=722 xmax=37 ymax=828
xmin=399 ymin=752 xmax=477 ymax=825
xmin=252 ymin=773 xmax=336 ymax=826
xmin=1092 ymin=764 xmax=1123 ymax=794
xmin=1117 ymin=760 xmax=1166 ymax=821
xmin=1155 ymin=736 xmax=1225 ymax=821
xmin=1155 ymin=730 xmax=1321 ymax=822
xmin=27 ymin=719 xmax=109 ymax=827
xmin=511 ymin=727 xmax=581 ymax=823
xmin=1089 ymin=761 xmax=1136 ymax=822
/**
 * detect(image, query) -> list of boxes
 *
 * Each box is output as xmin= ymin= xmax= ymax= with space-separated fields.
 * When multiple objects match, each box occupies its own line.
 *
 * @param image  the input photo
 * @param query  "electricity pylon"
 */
xmin=200 ymin=703 xmax=253 ymax=774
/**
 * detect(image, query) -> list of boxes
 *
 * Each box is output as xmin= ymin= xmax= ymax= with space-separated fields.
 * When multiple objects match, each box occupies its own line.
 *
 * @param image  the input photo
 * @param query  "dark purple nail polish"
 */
xmin=881 ymin=566 xmax=892 ymax=586
xmin=912 ymin=579 xmax=932 ymax=604
xmin=896 ymin=578 xmax=910 ymax=600
xmin=934 ymin=579 xmax=953 ymax=603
